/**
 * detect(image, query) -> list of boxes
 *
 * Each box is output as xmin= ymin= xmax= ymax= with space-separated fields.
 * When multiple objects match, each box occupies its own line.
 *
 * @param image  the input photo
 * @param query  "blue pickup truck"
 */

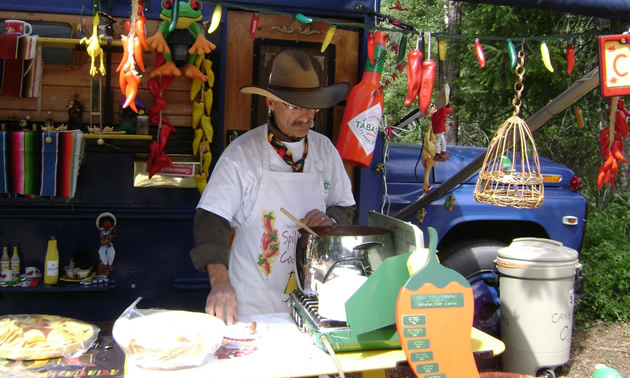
xmin=359 ymin=138 xmax=587 ymax=335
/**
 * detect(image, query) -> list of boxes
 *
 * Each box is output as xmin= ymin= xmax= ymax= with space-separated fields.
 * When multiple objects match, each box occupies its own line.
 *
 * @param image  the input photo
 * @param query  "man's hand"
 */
xmin=206 ymin=264 xmax=238 ymax=325
xmin=301 ymin=208 xmax=334 ymax=227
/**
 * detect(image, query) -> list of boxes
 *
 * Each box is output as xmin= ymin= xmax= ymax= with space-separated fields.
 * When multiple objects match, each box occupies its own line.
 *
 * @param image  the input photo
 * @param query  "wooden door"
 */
xmin=224 ymin=11 xmax=359 ymax=146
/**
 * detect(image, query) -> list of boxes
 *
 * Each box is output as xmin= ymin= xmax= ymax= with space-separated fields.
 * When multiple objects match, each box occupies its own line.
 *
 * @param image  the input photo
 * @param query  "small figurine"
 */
xmin=80 ymin=13 xmax=107 ymax=77
xmin=117 ymin=97 xmax=146 ymax=133
xmin=145 ymin=0 xmax=215 ymax=81
xmin=66 ymin=97 xmax=84 ymax=131
xmin=96 ymin=212 xmax=117 ymax=277
xmin=431 ymin=84 xmax=453 ymax=161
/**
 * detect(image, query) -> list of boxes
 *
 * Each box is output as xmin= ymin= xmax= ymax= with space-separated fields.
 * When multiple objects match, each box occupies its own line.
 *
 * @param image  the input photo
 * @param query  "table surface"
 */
xmin=0 ymin=313 xmax=504 ymax=378
xmin=123 ymin=313 xmax=505 ymax=378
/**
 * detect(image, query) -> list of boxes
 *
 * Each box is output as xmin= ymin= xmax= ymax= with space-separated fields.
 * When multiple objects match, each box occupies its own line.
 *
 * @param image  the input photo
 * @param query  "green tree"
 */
xmin=380 ymin=1 xmax=626 ymax=195
xmin=379 ymin=0 xmax=630 ymax=324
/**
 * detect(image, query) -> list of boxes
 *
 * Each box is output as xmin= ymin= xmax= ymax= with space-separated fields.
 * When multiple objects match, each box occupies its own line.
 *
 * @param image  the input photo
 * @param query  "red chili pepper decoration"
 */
xmin=389 ymin=0 xmax=408 ymax=11
xmin=403 ymin=50 xmax=423 ymax=106
xmin=418 ymin=59 xmax=436 ymax=115
xmin=597 ymin=97 xmax=628 ymax=189
xmin=367 ymin=32 xmax=375 ymax=65
xmin=616 ymin=107 xmax=629 ymax=137
xmin=574 ymin=106 xmax=584 ymax=129
xmin=136 ymin=16 xmax=147 ymax=50
xmin=566 ymin=43 xmax=575 ymax=75
xmin=249 ymin=13 xmax=259 ymax=40
xmin=474 ymin=38 xmax=485 ymax=68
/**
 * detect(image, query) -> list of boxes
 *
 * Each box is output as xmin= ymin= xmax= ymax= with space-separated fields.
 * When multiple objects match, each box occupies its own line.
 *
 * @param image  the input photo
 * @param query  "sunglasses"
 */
xmin=278 ymin=101 xmax=320 ymax=114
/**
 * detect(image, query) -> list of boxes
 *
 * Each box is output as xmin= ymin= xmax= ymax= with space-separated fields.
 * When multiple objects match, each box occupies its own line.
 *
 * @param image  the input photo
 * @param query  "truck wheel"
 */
xmin=440 ymin=239 xmax=507 ymax=337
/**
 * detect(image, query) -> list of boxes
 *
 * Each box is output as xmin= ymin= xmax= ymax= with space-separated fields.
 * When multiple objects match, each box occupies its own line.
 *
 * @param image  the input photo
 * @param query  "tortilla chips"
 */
xmin=0 ymin=314 xmax=99 ymax=360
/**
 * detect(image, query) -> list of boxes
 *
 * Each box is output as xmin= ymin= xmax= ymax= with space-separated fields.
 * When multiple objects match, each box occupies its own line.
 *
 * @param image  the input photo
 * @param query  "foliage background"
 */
xmin=378 ymin=0 xmax=630 ymax=325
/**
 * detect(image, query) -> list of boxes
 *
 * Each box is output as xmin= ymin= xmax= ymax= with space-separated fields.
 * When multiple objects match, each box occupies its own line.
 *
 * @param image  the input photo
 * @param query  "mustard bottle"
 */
xmin=10 ymin=246 xmax=20 ymax=276
xmin=44 ymin=236 xmax=59 ymax=285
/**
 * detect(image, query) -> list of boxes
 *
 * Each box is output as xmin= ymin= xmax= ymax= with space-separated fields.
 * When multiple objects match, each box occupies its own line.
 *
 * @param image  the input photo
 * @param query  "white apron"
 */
xmin=229 ymin=128 xmax=326 ymax=317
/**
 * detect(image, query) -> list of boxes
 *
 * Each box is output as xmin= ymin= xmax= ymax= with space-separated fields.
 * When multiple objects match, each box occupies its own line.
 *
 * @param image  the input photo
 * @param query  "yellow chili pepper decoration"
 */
xmin=194 ymin=173 xmax=208 ymax=194
xmin=204 ymin=87 xmax=213 ymax=115
xmin=192 ymin=101 xmax=204 ymax=129
xmin=194 ymin=54 xmax=204 ymax=68
xmin=201 ymin=115 xmax=214 ymax=142
xmin=321 ymin=25 xmax=336 ymax=53
xmin=202 ymin=151 xmax=212 ymax=177
xmin=208 ymin=5 xmax=222 ymax=34
xmin=438 ymin=40 xmax=446 ymax=61
xmin=541 ymin=41 xmax=554 ymax=72
xmin=190 ymin=79 xmax=202 ymax=101
xmin=192 ymin=128 xmax=203 ymax=155
xmin=203 ymin=59 xmax=215 ymax=88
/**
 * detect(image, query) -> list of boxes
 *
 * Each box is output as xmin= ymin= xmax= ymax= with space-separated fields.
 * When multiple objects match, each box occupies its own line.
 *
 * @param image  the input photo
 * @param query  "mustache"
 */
xmin=293 ymin=120 xmax=315 ymax=128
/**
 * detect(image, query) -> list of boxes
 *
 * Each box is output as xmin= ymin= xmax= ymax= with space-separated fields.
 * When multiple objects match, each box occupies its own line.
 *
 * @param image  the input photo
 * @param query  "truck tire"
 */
xmin=440 ymin=239 xmax=507 ymax=337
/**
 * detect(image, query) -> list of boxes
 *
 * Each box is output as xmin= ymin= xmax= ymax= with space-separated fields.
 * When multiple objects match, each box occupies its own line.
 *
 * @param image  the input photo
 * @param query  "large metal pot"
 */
xmin=295 ymin=225 xmax=394 ymax=297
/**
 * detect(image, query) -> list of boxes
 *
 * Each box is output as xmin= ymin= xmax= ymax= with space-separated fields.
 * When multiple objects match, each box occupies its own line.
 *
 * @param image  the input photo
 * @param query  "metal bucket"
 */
xmin=295 ymin=225 xmax=393 ymax=297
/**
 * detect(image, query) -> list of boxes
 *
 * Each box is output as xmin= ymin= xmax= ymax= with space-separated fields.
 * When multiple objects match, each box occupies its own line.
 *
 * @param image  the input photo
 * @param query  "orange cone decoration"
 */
xmin=336 ymin=31 xmax=388 ymax=167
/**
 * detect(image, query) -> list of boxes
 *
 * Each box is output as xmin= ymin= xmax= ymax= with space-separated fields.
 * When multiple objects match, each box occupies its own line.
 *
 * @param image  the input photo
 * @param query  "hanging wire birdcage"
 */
xmin=473 ymin=51 xmax=544 ymax=209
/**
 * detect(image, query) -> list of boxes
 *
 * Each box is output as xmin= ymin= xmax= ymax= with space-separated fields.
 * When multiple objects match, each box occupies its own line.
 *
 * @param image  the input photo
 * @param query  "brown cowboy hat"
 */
xmin=240 ymin=50 xmax=349 ymax=109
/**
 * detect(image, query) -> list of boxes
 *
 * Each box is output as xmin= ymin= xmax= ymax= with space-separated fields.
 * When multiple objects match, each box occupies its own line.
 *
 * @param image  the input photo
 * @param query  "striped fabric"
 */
xmin=40 ymin=132 xmax=58 ymax=197
xmin=8 ymin=131 xmax=38 ymax=195
xmin=58 ymin=132 xmax=83 ymax=198
xmin=0 ymin=131 xmax=84 ymax=198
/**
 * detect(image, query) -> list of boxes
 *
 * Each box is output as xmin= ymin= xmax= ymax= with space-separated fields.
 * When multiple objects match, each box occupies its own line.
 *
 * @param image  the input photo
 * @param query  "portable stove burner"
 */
xmin=287 ymin=212 xmax=425 ymax=352
xmin=288 ymin=290 xmax=348 ymax=333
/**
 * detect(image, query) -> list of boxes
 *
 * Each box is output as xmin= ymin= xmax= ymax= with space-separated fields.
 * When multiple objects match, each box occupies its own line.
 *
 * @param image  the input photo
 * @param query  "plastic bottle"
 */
xmin=336 ymin=30 xmax=388 ymax=168
xmin=45 ymin=111 xmax=53 ymax=128
xmin=44 ymin=236 xmax=59 ymax=285
xmin=0 ymin=246 xmax=9 ymax=272
xmin=593 ymin=364 xmax=622 ymax=378
xmin=10 ymin=246 xmax=20 ymax=276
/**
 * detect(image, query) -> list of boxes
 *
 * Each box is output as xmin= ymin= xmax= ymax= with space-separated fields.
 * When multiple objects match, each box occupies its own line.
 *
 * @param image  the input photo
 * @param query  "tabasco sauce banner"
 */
xmin=599 ymin=34 xmax=630 ymax=97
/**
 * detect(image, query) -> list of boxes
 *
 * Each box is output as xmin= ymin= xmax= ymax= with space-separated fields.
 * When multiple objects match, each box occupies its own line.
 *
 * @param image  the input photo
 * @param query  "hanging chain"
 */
xmin=512 ymin=51 xmax=525 ymax=116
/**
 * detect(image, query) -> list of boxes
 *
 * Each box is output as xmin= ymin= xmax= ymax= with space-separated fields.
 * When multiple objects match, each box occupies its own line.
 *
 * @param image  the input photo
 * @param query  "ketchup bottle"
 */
xmin=336 ymin=31 xmax=388 ymax=167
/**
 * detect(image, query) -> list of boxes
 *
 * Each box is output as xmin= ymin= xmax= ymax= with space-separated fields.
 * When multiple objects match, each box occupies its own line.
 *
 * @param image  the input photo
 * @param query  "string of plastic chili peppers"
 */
xmin=146 ymin=53 xmax=176 ymax=177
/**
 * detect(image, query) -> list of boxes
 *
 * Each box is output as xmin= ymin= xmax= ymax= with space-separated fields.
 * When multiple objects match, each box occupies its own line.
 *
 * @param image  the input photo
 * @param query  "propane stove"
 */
xmin=289 ymin=289 xmax=347 ymax=335
xmin=288 ymin=211 xmax=424 ymax=352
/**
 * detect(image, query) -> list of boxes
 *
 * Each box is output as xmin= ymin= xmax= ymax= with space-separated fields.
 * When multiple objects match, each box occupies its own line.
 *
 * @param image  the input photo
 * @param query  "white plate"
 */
xmin=223 ymin=322 xmax=269 ymax=340
xmin=20 ymin=273 xmax=41 ymax=279
xmin=113 ymin=310 xmax=225 ymax=370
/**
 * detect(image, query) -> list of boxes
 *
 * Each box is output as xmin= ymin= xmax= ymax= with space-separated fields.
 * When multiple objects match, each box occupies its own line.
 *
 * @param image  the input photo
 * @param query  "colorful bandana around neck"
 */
xmin=267 ymin=129 xmax=308 ymax=172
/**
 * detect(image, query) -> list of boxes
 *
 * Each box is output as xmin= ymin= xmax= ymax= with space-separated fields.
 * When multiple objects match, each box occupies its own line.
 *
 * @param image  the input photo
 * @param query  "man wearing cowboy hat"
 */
xmin=191 ymin=50 xmax=356 ymax=324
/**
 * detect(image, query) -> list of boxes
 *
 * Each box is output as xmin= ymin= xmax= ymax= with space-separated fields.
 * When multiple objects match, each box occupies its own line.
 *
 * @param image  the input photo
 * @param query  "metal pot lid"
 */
xmin=498 ymin=237 xmax=578 ymax=263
